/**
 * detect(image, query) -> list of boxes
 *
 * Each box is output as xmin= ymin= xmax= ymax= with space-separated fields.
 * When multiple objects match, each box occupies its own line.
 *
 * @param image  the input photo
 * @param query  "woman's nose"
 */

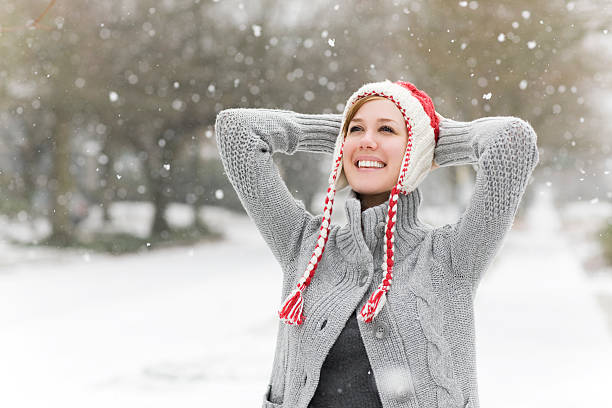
xmin=359 ymin=131 xmax=378 ymax=149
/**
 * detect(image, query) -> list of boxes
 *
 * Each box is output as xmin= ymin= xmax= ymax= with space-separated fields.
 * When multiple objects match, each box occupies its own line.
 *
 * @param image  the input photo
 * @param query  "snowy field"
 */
xmin=1 ymin=188 xmax=612 ymax=408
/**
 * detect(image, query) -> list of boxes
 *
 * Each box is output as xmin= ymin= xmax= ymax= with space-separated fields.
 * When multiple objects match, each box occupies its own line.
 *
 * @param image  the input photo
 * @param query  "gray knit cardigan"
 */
xmin=214 ymin=108 xmax=539 ymax=408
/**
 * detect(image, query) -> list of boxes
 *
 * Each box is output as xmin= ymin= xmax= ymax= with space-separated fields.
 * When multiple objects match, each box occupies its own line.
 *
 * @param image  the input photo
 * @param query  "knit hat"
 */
xmin=278 ymin=79 xmax=440 ymax=325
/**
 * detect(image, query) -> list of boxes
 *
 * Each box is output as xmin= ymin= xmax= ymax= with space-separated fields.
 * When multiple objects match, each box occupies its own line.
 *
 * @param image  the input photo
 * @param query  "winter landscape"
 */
xmin=1 ymin=187 xmax=612 ymax=408
xmin=2 ymin=1 xmax=612 ymax=407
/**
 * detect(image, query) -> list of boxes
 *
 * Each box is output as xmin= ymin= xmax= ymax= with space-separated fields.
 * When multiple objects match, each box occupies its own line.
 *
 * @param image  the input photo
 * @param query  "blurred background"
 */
xmin=1 ymin=0 xmax=611 ymax=407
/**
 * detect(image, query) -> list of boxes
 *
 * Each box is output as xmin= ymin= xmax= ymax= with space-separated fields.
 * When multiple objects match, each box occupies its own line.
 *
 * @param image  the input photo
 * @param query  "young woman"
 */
xmin=215 ymin=80 xmax=539 ymax=408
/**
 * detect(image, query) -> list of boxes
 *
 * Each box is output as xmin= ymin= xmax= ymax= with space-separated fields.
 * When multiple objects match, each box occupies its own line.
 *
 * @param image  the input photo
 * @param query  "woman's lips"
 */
xmin=355 ymin=159 xmax=386 ymax=171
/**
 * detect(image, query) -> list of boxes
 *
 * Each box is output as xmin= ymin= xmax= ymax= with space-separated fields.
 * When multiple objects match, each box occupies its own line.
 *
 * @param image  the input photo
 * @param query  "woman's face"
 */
xmin=343 ymin=98 xmax=408 ymax=200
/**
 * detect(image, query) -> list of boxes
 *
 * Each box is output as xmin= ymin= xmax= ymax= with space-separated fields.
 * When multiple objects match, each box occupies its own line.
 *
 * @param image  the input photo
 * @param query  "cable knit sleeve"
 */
xmin=433 ymin=115 xmax=539 ymax=287
xmin=214 ymin=108 xmax=342 ymax=266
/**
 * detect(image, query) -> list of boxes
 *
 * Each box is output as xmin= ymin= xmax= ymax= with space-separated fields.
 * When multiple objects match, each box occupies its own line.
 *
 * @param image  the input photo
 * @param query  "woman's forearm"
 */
xmin=293 ymin=112 xmax=343 ymax=155
xmin=433 ymin=114 xmax=539 ymax=286
xmin=433 ymin=115 xmax=538 ymax=168
xmin=214 ymin=108 xmax=341 ymax=267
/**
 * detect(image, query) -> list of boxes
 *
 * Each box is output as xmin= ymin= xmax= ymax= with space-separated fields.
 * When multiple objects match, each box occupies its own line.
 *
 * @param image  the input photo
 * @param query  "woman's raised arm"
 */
xmin=433 ymin=114 xmax=540 ymax=288
xmin=214 ymin=108 xmax=342 ymax=266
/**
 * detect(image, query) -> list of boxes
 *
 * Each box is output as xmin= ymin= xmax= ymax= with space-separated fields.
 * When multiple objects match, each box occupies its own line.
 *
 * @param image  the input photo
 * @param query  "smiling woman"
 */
xmin=342 ymin=97 xmax=410 ymax=210
xmin=215 ymin=79 xmax=539 ymax=408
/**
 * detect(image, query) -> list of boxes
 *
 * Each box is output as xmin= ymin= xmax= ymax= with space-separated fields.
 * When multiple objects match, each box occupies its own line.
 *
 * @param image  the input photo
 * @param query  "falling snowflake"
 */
xmin=252 ymin=24 xmax=262 ymax=37
xmin=109 ymin=91 xmax=119 ymax=102
xmin=171 ymin=99 xmax=183 ymax=111
xmin=304 ymin=91 xmax=315 ymax=101
xmin=377 ymin=367 xmax=415 ymax=399
xmin=172 ymin=99 xmax=185 ymax=111
xmin=328 ymin=38 xmax=335 ymax=47
xmin=483 ymin=92 xmax=492 ymax=100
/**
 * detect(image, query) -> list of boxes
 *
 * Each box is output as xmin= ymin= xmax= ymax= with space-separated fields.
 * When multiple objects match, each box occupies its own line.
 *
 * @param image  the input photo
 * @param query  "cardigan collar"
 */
xmin=335 ymin=187 xmax=429 ymax=264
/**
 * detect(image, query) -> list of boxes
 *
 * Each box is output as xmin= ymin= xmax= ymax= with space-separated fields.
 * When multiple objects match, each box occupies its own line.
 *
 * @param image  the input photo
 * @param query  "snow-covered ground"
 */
xmin=1 ymin=188 xmax=611 ymax=408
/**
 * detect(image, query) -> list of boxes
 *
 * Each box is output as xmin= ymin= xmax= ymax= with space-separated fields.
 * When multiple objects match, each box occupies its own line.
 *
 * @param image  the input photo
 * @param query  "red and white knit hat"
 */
xmin=278 ymin=79 xmax=440 ymax=325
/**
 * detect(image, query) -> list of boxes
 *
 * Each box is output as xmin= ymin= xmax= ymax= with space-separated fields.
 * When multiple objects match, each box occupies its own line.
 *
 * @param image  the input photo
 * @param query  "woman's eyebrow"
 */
xmin=351 ymin=118 xmax=398 ymax=125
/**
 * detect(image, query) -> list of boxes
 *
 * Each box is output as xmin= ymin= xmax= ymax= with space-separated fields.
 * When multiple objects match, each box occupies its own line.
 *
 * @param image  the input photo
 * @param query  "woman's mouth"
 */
xmin=356 ymin=160 xmax=386 ymax=169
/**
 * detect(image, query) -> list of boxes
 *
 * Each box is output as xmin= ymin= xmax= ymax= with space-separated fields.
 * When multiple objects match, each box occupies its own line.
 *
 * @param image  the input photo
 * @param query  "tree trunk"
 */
xmin=100 ymin=153 xmax=115 ymax=223
xmin=47 ymin=119 xmax=74 ymax=246
xmin=149 ymin=168 xmax=171 ymax=238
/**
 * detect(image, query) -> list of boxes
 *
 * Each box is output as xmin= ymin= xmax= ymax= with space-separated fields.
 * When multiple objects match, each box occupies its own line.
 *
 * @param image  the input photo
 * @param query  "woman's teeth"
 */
xmin=357 ymin=160 xmax=385 ymax=168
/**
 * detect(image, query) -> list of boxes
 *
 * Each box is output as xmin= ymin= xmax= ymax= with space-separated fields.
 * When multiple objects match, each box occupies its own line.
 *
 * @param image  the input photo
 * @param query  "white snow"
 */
xmin=476 ymin=189 xmax=612 ymax=407
xmin=0 ymin=188 xmax=611 ymax=407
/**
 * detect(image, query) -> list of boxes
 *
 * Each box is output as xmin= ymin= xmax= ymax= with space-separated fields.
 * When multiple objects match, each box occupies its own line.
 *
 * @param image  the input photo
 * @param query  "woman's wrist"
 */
xmin=294 ymin=113 xmax=343 ymax=155
xmin=433 ymin=114 xmax=477 ymax=167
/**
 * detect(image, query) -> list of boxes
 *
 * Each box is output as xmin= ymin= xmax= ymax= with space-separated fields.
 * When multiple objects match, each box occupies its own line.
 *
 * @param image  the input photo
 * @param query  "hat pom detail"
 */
xmin=394 ymin=80 xmax=440 ymax=143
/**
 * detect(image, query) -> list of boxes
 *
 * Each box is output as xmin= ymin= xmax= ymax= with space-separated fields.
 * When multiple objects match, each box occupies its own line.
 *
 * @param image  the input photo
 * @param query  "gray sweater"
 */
xmin=214 ymin=108 xmax=539 ymax=408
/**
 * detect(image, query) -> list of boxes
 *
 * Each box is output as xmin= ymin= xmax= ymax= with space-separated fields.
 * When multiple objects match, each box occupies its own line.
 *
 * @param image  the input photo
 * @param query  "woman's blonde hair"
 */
xmin=341 ymin=95 xmax=389 ymax=139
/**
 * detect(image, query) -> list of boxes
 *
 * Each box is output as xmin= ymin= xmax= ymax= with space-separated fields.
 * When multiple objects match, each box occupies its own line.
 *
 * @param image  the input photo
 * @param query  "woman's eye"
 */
xmin=349 ymin=125 xmax=394 ymax=133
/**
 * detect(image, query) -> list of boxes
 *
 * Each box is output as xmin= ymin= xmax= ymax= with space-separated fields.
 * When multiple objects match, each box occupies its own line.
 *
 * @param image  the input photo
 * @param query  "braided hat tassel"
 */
xmin=278 ymin=149 xmax=343 ymax=325
xmin=359 ymin=120 xmax=414 ymax=322
xmin=358 ymin=188 xmax=397 ymax=322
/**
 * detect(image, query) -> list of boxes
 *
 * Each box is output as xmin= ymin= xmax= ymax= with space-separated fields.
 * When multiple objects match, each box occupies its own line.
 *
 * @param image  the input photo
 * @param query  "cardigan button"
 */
xmin=375 ymin=222 xmax=386 ymax=238
xmin=373 ymin=321 xmax=388 ymax=340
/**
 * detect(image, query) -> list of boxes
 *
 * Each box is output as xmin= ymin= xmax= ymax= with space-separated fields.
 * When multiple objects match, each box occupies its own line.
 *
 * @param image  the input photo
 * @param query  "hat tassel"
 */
xmin=278 ymin=283 xmax=306 ymax=325
xmin=359 ymin=186 xmax=400 ymax=323
xmin=278 ymin=180 xmax=339 ymax=326
xmin=358 ymin=286 xmax=387 ymax=323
